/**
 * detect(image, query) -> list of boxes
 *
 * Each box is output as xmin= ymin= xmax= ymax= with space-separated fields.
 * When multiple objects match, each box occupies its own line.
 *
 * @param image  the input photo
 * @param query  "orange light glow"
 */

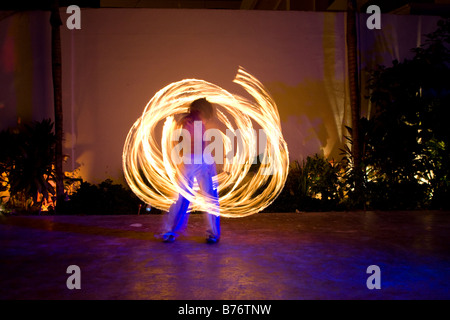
xmin=122 ymin=67 xmax=289 ymax=218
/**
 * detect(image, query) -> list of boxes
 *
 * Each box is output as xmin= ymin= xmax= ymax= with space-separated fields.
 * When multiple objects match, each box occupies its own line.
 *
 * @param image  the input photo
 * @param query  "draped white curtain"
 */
xmin=0 ymin=9 xmax=441 ymax=183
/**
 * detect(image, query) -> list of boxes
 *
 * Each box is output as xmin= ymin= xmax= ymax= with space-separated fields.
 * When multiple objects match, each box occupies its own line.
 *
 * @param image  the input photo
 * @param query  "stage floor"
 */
xmin=1 ymin=211 xmax=449 ymax=300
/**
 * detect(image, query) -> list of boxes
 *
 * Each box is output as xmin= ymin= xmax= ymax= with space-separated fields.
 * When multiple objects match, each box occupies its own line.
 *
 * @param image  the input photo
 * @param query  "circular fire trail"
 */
xmin=123 ymin=67 xmax=289 ymax=217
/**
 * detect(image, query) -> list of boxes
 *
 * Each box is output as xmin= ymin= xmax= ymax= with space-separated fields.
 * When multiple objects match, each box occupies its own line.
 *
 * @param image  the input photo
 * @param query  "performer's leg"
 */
xmin=162 ymin=166 xmax=193 ymax=241
xmin=163 ymin=193 xmax=190 ymax=238
xmin=197 ymin=165 xmax=220 ymax=241
xmin=205 ymin=203 xmax=220 ymax=242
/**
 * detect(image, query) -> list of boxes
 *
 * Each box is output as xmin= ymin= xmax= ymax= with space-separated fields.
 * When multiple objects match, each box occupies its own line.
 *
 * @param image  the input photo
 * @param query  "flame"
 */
xmin=122 ymin=67 xmax=289 ymax=218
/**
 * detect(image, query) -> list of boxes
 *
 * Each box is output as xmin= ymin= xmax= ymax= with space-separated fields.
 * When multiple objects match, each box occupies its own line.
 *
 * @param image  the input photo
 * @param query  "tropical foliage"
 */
xmin=0 ymin=119 xmax=56 ymax=213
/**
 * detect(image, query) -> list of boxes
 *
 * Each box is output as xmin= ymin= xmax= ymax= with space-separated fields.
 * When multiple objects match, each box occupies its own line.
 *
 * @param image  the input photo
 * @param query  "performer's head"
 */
xmin=189 ymin=98 xmax=214 ymax=120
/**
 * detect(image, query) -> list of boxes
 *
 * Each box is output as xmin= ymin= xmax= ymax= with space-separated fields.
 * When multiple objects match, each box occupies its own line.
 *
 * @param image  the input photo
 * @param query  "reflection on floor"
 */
xmin=1 ymin=211 xmax=449 ymax=300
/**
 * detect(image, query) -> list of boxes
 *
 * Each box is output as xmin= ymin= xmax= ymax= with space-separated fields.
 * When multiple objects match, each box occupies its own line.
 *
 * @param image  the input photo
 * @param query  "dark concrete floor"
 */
xmin=0 ymin=211 xmax=449 ymax=300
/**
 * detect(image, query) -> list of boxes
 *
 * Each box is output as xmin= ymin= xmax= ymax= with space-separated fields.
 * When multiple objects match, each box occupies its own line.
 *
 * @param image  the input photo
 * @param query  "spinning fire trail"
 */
xmin=123 ymin=67 xmax=289 ymax=218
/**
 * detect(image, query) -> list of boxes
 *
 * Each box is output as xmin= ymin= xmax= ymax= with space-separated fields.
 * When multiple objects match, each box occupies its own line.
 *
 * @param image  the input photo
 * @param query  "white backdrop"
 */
xmin=0 ymin=9 xmax=440 ymax=183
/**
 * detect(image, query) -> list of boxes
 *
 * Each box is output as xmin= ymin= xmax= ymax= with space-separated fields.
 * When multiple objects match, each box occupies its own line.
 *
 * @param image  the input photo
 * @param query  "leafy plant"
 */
xmin=364 ymin=18 xmax=450 ymax=209
xmin=267 ymin=154 xmax=342 ymax=212
xmin=62 ymin=179 xmax=144 ymax=215
xmin=0 ymin=119 xmax=56 ymax=213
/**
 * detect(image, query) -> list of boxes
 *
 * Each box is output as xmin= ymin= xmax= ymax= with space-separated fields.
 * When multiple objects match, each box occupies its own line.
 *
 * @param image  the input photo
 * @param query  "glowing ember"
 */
xmin=122 ymin=67 xmax=289 ymax=218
